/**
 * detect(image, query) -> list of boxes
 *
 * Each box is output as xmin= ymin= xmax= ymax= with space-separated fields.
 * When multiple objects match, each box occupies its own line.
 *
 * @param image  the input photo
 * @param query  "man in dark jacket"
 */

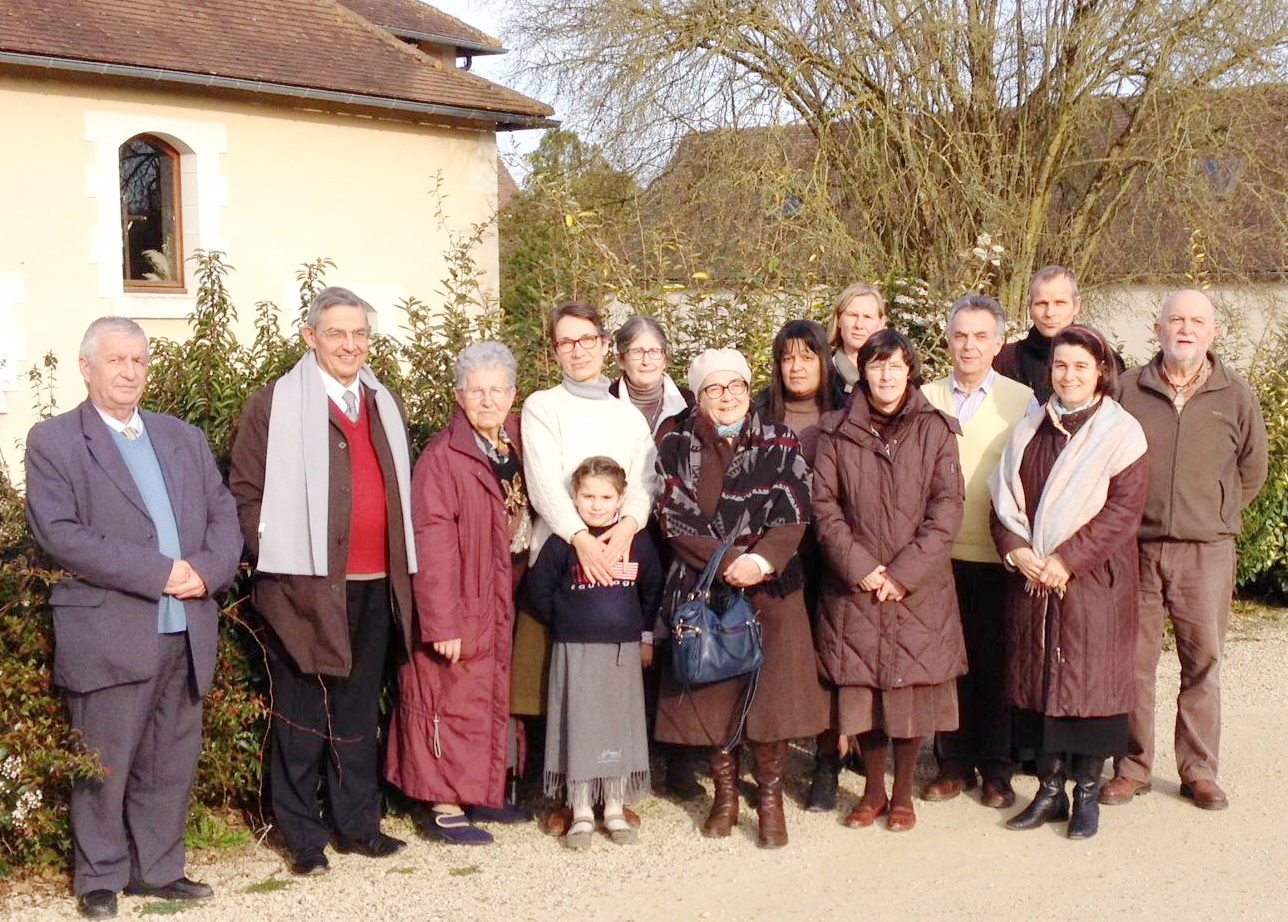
xmin=995 ymin=266 xmax=1123 ymax=402
xmin=25 ymin=317 xmax=242 ymax=919
xmin=1103 ymin=289 xmax=1268 ymax=811
xmin=229 ymin=287 xmax=416 ymax=874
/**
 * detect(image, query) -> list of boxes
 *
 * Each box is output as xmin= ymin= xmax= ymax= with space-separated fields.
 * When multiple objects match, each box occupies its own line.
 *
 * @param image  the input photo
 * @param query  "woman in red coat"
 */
xmin=385 ymin=342 xmax=533 ymax=844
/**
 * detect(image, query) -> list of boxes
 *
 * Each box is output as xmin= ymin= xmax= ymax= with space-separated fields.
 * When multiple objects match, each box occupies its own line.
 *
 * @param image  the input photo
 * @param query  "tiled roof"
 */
xmin=339 ymin=0 xmax=502 ymax=52
xmin=0 ymin=0 xmax=552 ymax=123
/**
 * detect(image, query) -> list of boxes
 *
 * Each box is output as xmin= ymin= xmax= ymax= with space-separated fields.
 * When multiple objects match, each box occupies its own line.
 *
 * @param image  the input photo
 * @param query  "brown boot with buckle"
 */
xmin=751 ymin=740 xmax=789 ymax=848
xmin=702 ymin=748 xmax=740 ymax=837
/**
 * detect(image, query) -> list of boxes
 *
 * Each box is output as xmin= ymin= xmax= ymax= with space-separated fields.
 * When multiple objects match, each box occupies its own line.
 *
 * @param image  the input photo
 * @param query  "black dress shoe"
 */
xmin=124 ymin=877 xmax=214 ymax=901
xmin=334 ymin=831 xmax=406 ymax=858
xmin=77 ymin=890 xmax=118 ymax=919
xmin=289 ymin=850 xmax=330 ymax=876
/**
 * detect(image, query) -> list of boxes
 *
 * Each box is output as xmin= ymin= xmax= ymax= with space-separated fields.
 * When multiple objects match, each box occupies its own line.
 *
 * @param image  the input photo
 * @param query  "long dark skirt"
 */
xmin=1012 ymin=709 xmax=1130 ymax=760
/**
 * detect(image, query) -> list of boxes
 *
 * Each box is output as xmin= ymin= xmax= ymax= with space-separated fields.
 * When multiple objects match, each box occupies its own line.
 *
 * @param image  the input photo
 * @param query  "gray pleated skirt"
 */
xmin=544 ymin=641 xmax=650 ymax=804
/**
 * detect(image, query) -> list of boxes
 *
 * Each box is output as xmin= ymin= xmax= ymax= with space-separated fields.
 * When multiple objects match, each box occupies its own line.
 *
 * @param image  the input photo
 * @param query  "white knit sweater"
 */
xmin=521 ymin=384 xmax=659 ymax=560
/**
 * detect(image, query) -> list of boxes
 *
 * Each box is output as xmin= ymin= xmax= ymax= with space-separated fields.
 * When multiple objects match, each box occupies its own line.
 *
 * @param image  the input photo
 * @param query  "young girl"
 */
xmin=527 ymin=456 xmax=663 ymax=848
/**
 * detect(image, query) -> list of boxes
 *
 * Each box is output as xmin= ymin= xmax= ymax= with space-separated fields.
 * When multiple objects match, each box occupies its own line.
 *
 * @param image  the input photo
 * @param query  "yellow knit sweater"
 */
xmin=922 ymin=374 xmax=1034 ymax=562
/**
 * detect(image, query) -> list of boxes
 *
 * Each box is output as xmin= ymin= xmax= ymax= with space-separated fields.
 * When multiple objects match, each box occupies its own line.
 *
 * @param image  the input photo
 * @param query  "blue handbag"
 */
xmin=669 ymin=536 xmax=765 ymax=686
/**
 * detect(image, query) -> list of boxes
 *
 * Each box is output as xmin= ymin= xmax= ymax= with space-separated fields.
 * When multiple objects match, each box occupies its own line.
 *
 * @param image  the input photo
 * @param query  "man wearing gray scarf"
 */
xmin=230 ymin=287 xmax=416 ymax=877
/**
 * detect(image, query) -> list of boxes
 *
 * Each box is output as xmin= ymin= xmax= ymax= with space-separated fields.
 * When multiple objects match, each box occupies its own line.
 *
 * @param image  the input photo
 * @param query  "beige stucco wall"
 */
xmin=0 ymin=73 xmax=501 ymax=474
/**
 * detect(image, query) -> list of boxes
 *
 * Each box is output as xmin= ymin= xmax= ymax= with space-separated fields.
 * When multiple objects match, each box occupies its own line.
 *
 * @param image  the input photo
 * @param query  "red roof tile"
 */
xmin=0 ymin=0 xmax=552 ymax=123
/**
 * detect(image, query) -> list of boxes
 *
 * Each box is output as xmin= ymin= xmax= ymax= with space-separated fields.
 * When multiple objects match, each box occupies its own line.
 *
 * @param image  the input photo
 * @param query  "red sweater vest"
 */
xmin=331 ymin=399 xmax=389 ymax=575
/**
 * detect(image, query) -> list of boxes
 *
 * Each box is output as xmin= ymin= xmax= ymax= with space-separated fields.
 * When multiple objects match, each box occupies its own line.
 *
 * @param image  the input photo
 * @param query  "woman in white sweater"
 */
xmin=522 ymin=302 xmax=658 ymax=576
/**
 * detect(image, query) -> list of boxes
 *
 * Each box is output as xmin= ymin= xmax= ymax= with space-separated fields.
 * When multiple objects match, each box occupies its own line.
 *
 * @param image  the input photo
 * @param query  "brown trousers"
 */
xmin=1117 ymin=538 xmax=1236 ymax=784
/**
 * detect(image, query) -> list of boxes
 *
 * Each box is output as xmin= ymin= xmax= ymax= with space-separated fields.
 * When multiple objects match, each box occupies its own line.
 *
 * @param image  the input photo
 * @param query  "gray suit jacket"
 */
xmin=25 ymin=401 xmax=243 ymax=694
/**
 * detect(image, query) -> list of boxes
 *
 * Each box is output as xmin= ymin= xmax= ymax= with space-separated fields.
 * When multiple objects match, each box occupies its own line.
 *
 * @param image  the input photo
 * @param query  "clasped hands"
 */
xmin=859 ymin=565 xmax=907 ymax=602
xmin=1009 ymin=547 xmax=1071 ymax=598
xmin=570 ymin=516 xmax=640 ymax=586
xmin=164 ymin=559 xmax=207 ymax=600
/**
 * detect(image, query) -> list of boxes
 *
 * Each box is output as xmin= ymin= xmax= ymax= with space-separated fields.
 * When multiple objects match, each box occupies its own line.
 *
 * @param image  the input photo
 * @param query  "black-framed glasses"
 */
xmin=553 ymin=334 xmax=605 ymax=354
xmin=701 ymin=379 xmax=749 ymax=399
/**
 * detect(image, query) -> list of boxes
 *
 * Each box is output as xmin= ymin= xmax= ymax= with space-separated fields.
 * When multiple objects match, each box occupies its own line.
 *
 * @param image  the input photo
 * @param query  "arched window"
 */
xmin=120 ymin=134 xmax=183 ymax=289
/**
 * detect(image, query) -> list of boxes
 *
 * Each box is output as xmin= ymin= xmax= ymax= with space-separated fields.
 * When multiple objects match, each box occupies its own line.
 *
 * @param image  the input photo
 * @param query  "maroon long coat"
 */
xmin=385 ymin=408 xmax=522 ymax=807
xmin=812 ymin=388 xmax=967 ymax=690
xmin=990 ymin=403 xmax=1149 ymax=719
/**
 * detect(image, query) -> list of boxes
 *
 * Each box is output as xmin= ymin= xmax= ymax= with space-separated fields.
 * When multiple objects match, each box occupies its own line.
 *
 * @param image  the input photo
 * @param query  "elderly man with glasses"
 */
xmin=230 ymin=286 xmax=416 ymax=876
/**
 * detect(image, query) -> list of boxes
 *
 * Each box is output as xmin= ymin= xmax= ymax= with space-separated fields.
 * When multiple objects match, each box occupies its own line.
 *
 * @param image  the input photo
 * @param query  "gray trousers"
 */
xmin=66 ymin=633 xmax=201 ymax=894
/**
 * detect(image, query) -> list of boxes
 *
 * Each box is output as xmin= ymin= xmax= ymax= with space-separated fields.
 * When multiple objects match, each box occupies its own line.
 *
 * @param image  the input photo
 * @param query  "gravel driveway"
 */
xmin=6 ymin=615 xmax=1288 ymax=921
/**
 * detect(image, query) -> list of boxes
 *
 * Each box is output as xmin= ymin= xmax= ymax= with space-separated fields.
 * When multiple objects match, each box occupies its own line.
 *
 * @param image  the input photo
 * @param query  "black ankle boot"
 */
xmin=1067 ymin=756 xmax=1103 ymax=839
xmin=805 ymin=754 xmax=841 ymax=811
xmin=1006 ymin=756 xmax=1069 ymax=830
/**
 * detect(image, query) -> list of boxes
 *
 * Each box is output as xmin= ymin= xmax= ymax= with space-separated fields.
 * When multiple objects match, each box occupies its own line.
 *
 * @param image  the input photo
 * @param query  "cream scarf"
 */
xmin=989 ymin=397 xmax=1146 ymax=557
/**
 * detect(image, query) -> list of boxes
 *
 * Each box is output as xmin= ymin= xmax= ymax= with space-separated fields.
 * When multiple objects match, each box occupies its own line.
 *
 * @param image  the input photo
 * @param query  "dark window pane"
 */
xmin=120 ymin=136 xmax=181 ymax=284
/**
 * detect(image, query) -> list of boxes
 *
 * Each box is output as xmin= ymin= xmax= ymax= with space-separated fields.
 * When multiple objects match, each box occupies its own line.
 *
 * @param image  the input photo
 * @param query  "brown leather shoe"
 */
xmin=842 ymin=799 xmax=888 ymax=828
xmin=980 ymin=776 xmax=1016 ymax=809
xmin=543 ymin=806 xmax=573 ymax=837
xmin=887 ymin=802 xmax=916 ymax=832
xmin=702 ymin=749 xmax=740 ymax=837
xmin=922 ymin=774 xmax=973 ymax=802
xmin=1098 ymin=775 xmax=1152 ymax=806
xmin=1180 ymin=779 xmax=1228 ymax=810
xmin=752 ymin=741 xmax=789 ymax=848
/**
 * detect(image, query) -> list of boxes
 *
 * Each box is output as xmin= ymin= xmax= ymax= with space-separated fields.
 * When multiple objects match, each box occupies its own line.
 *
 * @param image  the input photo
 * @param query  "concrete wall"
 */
xmin=0 ymin=73 xmax=501 ymax=472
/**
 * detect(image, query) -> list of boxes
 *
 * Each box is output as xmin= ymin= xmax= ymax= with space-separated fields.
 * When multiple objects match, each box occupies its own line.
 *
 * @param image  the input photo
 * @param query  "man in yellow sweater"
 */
xmin=922 ymin=294 xmax=1037 ymax=809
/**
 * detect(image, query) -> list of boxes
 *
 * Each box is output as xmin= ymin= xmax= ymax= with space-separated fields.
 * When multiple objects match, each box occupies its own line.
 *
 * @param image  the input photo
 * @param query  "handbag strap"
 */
xmin=693 ymin=534 xmax=737 ymax=594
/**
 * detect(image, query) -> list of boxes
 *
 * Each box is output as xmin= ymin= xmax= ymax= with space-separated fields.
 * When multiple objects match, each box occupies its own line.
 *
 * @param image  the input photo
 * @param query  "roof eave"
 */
xmin=0 ymin=51 xmax=555 ymax=129
xmin=385 ymin=28 xmax=506 ymax=56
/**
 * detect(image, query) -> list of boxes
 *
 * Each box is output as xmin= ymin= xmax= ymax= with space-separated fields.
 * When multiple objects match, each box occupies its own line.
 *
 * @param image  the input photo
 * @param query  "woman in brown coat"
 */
xmin=813 ymin=329 xmax=966 ymax=832
xmin=654 ymin=348 xmax=828 ymax=849
xmin=989 ymin=324 xmax=1148 ymax=839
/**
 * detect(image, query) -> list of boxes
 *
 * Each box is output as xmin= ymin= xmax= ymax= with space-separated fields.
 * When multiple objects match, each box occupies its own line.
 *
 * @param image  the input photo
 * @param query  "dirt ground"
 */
xmin=6 ymin=613 xmax=1288 ymax=921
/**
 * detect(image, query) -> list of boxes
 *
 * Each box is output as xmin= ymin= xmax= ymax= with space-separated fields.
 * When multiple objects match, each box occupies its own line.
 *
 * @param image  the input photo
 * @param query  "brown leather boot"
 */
xmin=752 ymin=740 xmax=789 ymax=849
xmin=702 ymin=748 xmax=740 ymax=837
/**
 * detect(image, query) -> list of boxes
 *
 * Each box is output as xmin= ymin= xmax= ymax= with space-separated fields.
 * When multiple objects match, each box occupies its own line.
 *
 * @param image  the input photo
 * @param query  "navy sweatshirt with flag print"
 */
xmin=527 ymin=525 xmax=664 ymax=644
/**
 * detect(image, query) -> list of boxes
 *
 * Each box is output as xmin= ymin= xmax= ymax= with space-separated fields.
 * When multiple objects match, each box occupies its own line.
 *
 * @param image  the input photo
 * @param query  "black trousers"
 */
xmin=934 ymin=561 xmax=1013 ymax=779
xmin=67 ymin=633 xmax=201 ymax=894
xmin=267 ymin=579 xmax=392 ymax=854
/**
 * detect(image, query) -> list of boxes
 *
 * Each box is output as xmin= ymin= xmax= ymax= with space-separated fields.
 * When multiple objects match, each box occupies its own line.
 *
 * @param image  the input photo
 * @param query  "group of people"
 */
xmin=24 ymin=267 xmax=1268 ymax=918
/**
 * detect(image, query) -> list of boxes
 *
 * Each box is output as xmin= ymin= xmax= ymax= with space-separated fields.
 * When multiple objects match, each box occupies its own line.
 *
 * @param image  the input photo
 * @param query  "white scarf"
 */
xmin=989 ymin=397 xmax=1146 ymax=557
xmin=257 ymin=351 xmax=416 ymax=576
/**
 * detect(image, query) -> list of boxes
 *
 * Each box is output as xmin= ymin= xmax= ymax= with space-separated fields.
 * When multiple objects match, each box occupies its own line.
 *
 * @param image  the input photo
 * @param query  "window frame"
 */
xmin=120 ymin=133 xmax=186 ymax=293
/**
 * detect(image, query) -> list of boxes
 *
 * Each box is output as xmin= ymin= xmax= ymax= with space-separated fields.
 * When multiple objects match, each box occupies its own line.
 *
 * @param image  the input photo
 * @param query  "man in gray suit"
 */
xmin=24 ymin=317 xmax=242 ymax=919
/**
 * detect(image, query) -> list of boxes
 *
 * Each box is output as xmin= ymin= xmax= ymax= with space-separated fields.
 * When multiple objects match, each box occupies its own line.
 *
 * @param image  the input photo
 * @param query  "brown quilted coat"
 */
xmin=812 ymin=388 xmax=967 ymax=690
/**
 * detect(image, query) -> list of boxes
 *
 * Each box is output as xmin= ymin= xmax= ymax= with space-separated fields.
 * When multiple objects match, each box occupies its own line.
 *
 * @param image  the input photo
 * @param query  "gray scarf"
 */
xmin=258 ymin=351 xmax=417 ymax=576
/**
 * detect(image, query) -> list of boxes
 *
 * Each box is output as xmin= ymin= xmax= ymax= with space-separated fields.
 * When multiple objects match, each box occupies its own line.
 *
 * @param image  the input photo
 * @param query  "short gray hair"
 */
xmin=454 ymin=341 xmax=517 ymax=389
xmin=614 ymin=315 xmax=671 ymax=354
xmin=80 ymin=316 xmax=148 ymax=363
xmin=306 ymin=286 xmax=375 ymax=328
xmin=947 ymin=293 xmax=1005 ymax=336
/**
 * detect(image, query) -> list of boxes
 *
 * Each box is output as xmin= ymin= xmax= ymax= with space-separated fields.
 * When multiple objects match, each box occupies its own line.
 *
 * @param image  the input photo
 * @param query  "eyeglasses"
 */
xmin=623 ymin=347 xmax=666 ymax=361
xmin=553 ymin=334 xmax=605 ymax=354
xmin=701 ymin=379 xmax=749 ymax=399
xmin=459 ymin=386 xmax=514 ymax=403
xmin=866 ymin=359 xmax=909 ymax=374
xmin=318 ymin=327 xmax=372 ymax=344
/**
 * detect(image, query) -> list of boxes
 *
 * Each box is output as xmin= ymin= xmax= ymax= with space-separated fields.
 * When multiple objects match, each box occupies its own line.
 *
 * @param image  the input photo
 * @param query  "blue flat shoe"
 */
xmin=429 ymin=812 xmax=494 ymax=845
